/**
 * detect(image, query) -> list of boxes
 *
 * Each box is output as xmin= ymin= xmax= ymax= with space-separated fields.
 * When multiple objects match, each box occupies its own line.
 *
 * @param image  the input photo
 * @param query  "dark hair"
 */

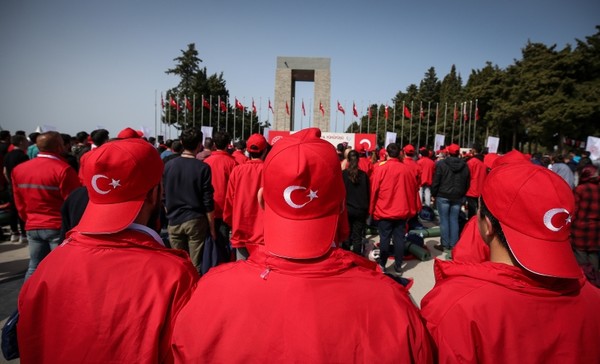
xmin=75 ymin=131 xmax=89 ymax=143
xmin=0 ymin=130 xmax=11 ymax=140
xmin=28 ymin=132 xmax=40 ymax=143
xmin=478 ymin=197 xmax=510 ymax=251
xmin=213 ymin=131 xmax=231 ymax=150
xmin=60 ymin=133 xmax=72 ymax=146
xmin=386 ymin=143 xmax=400 ymax=158
xmin=346 ymin=150 xmax=361 ymax=184
xmin=180 ymin=129 xmax=203 ymax=151
xmin=165 ymin=139 xmax=174 ymax=148
xmin=91 ymin=129 xmax=109 ymax=146
xmin=203 ymin=137 xmax=214 ymax=150
xmin=11 ymin=135 xmax=27 ymax=147
xmin=234 ymin=140 xmax=246 ymax=150
xmin=171 ymin=141 xmax=184 ymax=154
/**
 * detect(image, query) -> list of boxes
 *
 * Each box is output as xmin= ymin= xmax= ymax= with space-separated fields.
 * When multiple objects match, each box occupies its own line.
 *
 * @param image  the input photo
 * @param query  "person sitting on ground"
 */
xmin=171 ymin=128 xmax=433 ymax=363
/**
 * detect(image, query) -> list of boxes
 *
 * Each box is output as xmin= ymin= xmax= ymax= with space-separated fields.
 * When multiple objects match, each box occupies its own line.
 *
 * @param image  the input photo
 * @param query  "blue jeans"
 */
xmin=436 ymin=197 xmax=462 ymax=249
xmin=377 ymin=219 xmax=406 ymax=270
xmin=25 ymin=229 xmax=62 ymax=280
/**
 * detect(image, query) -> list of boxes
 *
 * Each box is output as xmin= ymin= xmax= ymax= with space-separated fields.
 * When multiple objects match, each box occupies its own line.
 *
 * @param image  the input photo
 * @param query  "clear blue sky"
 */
xmin=1 ymin=0 xmax=598 ymax=138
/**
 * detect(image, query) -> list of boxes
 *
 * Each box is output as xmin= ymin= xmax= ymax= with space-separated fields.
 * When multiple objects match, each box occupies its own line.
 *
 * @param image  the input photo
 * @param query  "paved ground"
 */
xmin=0 ymin=226 xmax=443 ymax=363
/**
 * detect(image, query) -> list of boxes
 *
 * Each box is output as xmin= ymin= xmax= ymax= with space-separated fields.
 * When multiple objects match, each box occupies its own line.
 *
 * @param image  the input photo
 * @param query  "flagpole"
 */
xmin=367 ymin=101 xmax=371 ymax=134
xmin=468 ymin=100 xmax=473 ymax=146
xmin=233 ymin=101 xmax=236 ymax=140
xmin=409 ymin=101 xmax=414 ymax=146
xmin=335 ymin=102 xmax=338 ymax=133
xmin=417 ymin=101 xmax=422 ymax=148
xmin=434 ymin=102 xmax=439 ymax=146
xmin=401 ymin=101 xmax=405 ymax=147
xmin=392 ymin=100 xmax=397 ymax=135
xmin=451 ymin=102 xmax=456 ymax=143
xmin=176 ymin=96 xmax=179 ymax=135
xmin=225 ymin=97 xmax=229 ymax=133
xmin=154 ymin=90 xmax=157 ymax=141
xmin=184 ymin=97 xmax=188 ymax=126
xmin=209 ymin=95 xmax=213 ymax=128
xmin=376 ymin=103 xmax=379 ymax=140
xmin=426 ymin=101 xmax=431 ymax=148
xmin=384 ymin=104 xmax=388 ymax=135
xmin=217 ymin=96 xmax=221 ymax=130
xmin=473 ymin=99 xmax=478 ymax=146
xmin=259 ymin=97 xmax=262 ymax=134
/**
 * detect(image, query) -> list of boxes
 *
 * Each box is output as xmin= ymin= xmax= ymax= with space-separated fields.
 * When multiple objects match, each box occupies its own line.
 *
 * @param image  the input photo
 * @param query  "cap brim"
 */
xmin=75 ymin=199 xmax=144 ymax=234
xmin=502 ymin=223 xmax=581 ymax=279
xmin=263 ymin=202 xmax=338 ymax=259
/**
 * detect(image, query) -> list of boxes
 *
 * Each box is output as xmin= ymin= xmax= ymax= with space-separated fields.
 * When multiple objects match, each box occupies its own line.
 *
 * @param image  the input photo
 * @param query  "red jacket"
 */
xmin=172 ymin=248 xmax=433 ymax=363
xmin=12 ymin=153 xmax=80 ymax=230
xmin=451 ymin=216 xmax=490 ymax=263
xmin=466 ymin=157 xmax=487 ymax=198
xmin=370 ymin=158 xmax=419 ymax=220
xmin=404 ymin=157 xmax=423 ymax=211
xmin=417 ymin=156 xmax=435 ymax=186
xmin=18 ymin=228 xmax=199 ymax=364
xmin=205 ymin=150 xmax=238 ymax=219
xmin=232 ymin=150 xmax=248 ymax=165
xmin=223 ymin=159 xmax=264 ymax=249
xmin=421 ymin=260 xmax=600 ymax=364
xmin=358 ymin=156 xmax=373 ymax=178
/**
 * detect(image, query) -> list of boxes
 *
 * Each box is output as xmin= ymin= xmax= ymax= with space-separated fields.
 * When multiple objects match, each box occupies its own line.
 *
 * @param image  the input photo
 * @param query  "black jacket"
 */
xmin=431 ymin=157 xmax=470 ymax=201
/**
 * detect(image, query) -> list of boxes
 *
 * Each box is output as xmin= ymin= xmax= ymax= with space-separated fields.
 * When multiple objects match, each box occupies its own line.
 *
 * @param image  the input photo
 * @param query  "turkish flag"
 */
xmin=202 ymin=98 xmax=211 ymax=110
xmin=252 ymin=99 xmax=257 ymax=114
xmin=302 ymin=100 xmax=306 ymax=116
xmin=403 ymin=106 xmax=412 ymax=118
xmin=319 ymin=102 xmax=325 ymax=116
xmin=354 ymin=133 xmax=376 ymax=151
xmin=353 ymin=102 xmax=358 ymax=117
xmin=268 ymin=99 xmax=274 ymax=114
xmin=475 ymin=106 xmax=480 ymax=121
xmin=384 ymin=105 xmax=389 ymax=120
xmin=267 ymin=130 xmax=291 ymax=145
xmin=235 ymin=98 xmax=244 ymax=111
xmin=337 ymin=101 xmax=345 ymax=114
xmin=220 ymin=100 xmax=227 ymax=113
xmin=170 ymin=97 xmax=180 ymax=110
xmin=285 ymin=101 xmax=290 ymax=116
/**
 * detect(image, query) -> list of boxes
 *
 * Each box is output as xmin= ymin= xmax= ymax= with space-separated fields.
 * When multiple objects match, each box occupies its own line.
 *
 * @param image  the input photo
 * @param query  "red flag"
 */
xmin=353 ymin=102 xmax=358 ymax=117
xmin=337 ymin=101 xmax=345 ymax=114
xmin=235 ymin=98 xmax=244 ymax=111
xmin=160 ymin=94 xmax=164 ymax=109
xmin=285 ymin=101 xmax=290 ymax=116
xmin=368 ymin=107 xmax=372 ymax=120
xmin=170 ymin=96 xmax=180 ymax=110
xmin=384 ymin=105 xmax=389 ymax=120
xmin=268 ymin=99 xmax=274 ymax=114
xmin=463 ymin=102 xmax=468 ymax=121
xmin=419 ymin=105 xmax=424 ymax=119
xmin=403 ymin=105 xmax=412 ymax=118
xmin=220 ymin=100 xmax=227 ymax=113
xmin=202 ymin=97 xmax=211 ymax=110
xmin=319 ymin=102 xmax=325 ymax=116
xmin=252 ymin=98 xmax=257 ymax=114
xmin=475 ymin=106 xmax=480 ymax=121
xmin=453 ymin=105 xmax=458 ymax=122
xmin=301 ymin=100 xmax=306 ymax=116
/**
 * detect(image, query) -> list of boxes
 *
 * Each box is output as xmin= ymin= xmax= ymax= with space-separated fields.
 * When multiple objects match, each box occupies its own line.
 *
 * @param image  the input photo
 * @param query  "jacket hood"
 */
xmin=433 ymin=259 xmax=585 ymax=296
xmin=444 ymin=156 xmax=467 ymax=172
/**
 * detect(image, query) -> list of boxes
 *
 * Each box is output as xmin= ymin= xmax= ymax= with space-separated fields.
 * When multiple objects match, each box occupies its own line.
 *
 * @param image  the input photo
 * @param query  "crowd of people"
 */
xmin=1 ymin=125 xmax=598 ymax=363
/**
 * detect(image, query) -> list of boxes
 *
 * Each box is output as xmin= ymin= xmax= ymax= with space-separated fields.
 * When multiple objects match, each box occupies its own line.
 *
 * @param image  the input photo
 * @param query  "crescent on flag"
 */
xmin=359 ymin=138 xmax=372 ymax=150
xmin=91 ymin=174 xmax=111 ymax=195
xmin=543 ymin=208 xmax=571 ymax=232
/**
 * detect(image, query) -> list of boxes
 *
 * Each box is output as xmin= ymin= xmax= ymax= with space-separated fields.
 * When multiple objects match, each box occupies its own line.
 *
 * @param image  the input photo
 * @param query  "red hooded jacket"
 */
xmin=370 ymin=158 xmax=419 ymax=220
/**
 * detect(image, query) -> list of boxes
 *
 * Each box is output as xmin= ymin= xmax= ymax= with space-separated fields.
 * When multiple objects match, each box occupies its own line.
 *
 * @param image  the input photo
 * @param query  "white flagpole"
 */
xmin=209 ymin=95 xmax=213 ymax=128
xmin=401 ymin=101 xmax=405 ymax=147
xmin=426 ymin=101 xmax=431 ymax=147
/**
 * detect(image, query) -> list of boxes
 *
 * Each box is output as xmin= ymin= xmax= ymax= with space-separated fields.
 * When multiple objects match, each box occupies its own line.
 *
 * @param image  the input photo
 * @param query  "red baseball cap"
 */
xmin=446 ymin=143 xmax=460 ymax=155
xmin=491 ymin=150 xmax=530 ymax=169
xmin=76 ymin=138 xmax=163 ymax=234
xmin=483 ymin=153 xmax=499 ymax=169
xmin=117 ymin=127 xmax=143 ymax=139
xmin=481 ymin=163 xmax=580 ymax=278
xmin=403 ymin=144 xmax=415 ymax=155
xmin=247 ymin=133 xmax=267 ymax=153
xmin=262 ymin=128 xmax=345 ymax=259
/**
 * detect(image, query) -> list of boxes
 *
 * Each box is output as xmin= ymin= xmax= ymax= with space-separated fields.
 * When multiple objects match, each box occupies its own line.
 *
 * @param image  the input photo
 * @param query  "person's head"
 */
xmin=171 ymin=141 xmax=184 ymax=154
xmin=552 ymin=153 xmax=565 ymax=164
xmin=386 ymin=143 xmax=400 ymax=159
xmin=165 ymin=139 xmax=174 ymax=149
xmin=260 ymin=128 xmax=345 ymax=259
xmin=117 ymin=127 xmax=143 ymax=139
xmin=446 ymin=143 xmax=460 ymax=156
xmin=37 ymin=131 xmax=65 ymax=154
xmin=28 ymin=132 xmax=40 ymax=145
xmin=75 ymin=138 xmax=164 ymax=234
xmin=203 ymin=137 xmax=214 ymax=151
xmin=478 ymin=163 xmax=580 ymax=279
xmin=403 ymin=144 xmax=415 ymax=157
xmin=60 ymin=133 xmax=73 ymax=152
xmin=11 ymin=135 xmax=28 ymax=150
xmin=90 ymin=129 xmax=109 ymax=147
xmin=246 ymin=133 xmax=267 ymax=159
xmin=0 ymin=130 xmax=11 ymax=142
xmin=179 ymin=128 xmax=203 ymax=152
xmin=346 ymin=150 xmax=361 ymax=184
xmin=212 ymin=131 xmax=231 ymax=150
xmin=75 ymin=131 xmax=89 ymax=144
xmin=234 ymin=139 xmax=246 ymax=151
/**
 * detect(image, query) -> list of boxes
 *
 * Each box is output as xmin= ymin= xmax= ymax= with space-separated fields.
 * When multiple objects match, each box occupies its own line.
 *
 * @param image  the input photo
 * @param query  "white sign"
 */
xmin=320 ymin=132 xmax=355 ymax=148
xmin=434 ymin=134 xmax=446 ymax=152
xmin=201 ymin=126 xmax=213 ymax=146
xmin=385 ymin=132 xmax=397 ymax=148
xmin=586 ymin=136 xmax=600 ymax=160
xmin=487 ymin=136 xmax=500 ymax=154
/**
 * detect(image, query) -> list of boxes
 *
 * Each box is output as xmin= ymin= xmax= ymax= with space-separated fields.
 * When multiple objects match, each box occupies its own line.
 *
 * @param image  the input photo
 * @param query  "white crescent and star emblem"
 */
xmin=543 ymin=208 xmax=571 ymax=232
xmin=359 ymin=138 xmax=372 ymax=150
xmin=91 ymin=174 xmax=121 ymax=195
xmin=283 ymin=186 xmax=318 ymax=209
